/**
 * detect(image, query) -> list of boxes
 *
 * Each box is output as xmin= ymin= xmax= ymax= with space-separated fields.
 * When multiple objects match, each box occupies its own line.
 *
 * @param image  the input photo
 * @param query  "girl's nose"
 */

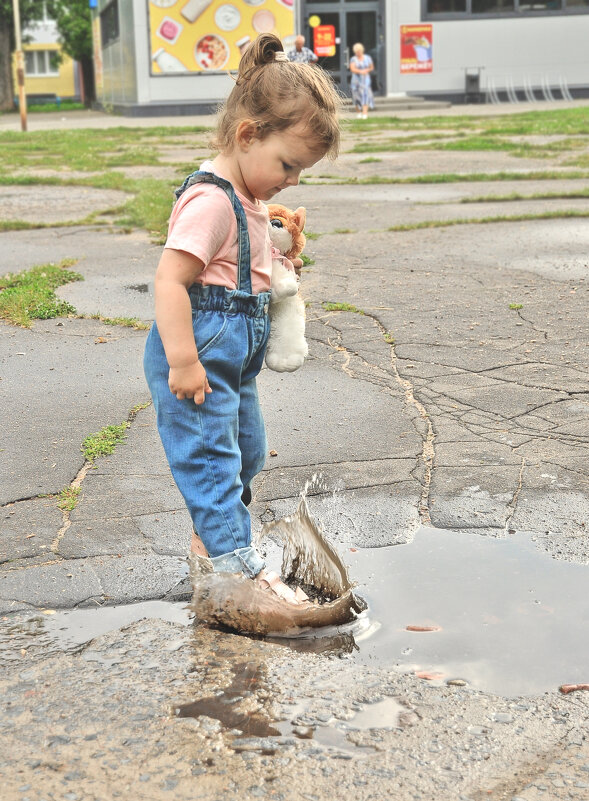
xmin=285 ymin=172 xmax=300 ymax=187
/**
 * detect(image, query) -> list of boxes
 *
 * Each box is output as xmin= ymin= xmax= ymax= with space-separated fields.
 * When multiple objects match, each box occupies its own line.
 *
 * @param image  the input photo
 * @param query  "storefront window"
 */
xmin=427 ymin=0 xmax=466 ymax=10
xmin=101 ymin=1 xmax=120 ymax=48
xmin=427 ymin=0 xmax=584 ymax=11
xmin=518 ymin=0 xmax=563 ymax=8
xmin=472 ymin=0 xmax=515 ymax=10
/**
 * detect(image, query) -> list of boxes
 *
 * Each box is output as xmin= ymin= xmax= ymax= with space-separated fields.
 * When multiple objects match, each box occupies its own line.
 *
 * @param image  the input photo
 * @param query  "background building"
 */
xmin=91 ymin=0 xmax=589 ymax=115
xmin=14 ymin=6 xmax=78 ymax=104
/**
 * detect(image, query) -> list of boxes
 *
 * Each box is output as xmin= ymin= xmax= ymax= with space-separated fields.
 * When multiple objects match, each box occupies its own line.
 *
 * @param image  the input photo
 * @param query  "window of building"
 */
xmin=426 ymin=0 xmax=585 ymax=13
xmin=25 ymin=49 xmax=60 ymax=76
xmin=101 ymin=0 xmax=120 ymax=48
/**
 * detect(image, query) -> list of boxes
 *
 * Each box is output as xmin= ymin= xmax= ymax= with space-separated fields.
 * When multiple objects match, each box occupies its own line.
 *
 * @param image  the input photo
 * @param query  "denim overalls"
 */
xmin=144 ymin=171 xmax=271 ymax=578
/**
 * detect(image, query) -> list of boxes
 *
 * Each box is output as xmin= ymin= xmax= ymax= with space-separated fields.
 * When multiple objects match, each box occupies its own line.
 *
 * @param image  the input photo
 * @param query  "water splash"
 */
xmin=190 ymin=496 xmax=366 ymax=636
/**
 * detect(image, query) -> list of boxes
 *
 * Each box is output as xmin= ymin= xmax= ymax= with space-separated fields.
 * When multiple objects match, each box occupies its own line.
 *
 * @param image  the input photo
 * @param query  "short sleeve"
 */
xmin=165 ymin=185 xmax=236 ymax=268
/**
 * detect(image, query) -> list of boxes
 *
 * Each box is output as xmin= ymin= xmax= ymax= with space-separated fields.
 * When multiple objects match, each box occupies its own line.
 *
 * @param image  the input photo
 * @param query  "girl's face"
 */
xmin=234 ymin=122 xmax=325 ymax=202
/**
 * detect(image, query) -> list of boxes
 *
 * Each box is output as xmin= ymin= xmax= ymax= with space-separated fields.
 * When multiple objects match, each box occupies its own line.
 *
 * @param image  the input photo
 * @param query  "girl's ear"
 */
xmin=235 ymin=120 xmax=258 ymax=150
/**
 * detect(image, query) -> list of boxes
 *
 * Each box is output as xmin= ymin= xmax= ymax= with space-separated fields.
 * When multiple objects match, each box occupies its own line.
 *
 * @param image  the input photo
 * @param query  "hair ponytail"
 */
xmin=214 ymin=34 xmax=340 ymax=159
xmin=237 ymin=33 xmax=284 ymax=83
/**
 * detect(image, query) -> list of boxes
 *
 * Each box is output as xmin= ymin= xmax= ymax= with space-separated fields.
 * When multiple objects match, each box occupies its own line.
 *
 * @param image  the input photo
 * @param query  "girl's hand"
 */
xmin=168 ymin=359 xmax=212 ymax=405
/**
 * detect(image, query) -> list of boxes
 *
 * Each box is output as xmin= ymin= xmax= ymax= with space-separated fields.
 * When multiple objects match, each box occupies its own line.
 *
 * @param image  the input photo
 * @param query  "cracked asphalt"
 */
xmin=1 ymin=104 xmax=588 ymax=800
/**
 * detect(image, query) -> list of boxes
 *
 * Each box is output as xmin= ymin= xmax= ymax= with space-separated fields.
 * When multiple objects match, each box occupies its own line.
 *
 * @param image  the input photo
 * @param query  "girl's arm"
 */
xmin=154 ymin=247 xmax=212 ymax=405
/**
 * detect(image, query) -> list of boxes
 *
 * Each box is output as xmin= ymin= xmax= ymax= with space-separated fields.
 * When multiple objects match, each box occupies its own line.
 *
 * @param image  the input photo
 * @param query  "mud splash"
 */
xmin=190 ymin=497 xmax=366 ymax=635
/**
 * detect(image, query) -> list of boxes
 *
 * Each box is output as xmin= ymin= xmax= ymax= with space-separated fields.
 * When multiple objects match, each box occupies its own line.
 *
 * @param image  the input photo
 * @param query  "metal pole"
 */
xmin=12 ymin=0 xmax=28 ymax=132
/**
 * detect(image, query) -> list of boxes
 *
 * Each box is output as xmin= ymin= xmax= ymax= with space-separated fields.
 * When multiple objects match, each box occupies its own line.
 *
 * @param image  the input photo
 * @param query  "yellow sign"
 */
xmin=148 ymin=0 xmax=295 ymax=75
xmin=308 ymin=15 xmax=321 ymax=28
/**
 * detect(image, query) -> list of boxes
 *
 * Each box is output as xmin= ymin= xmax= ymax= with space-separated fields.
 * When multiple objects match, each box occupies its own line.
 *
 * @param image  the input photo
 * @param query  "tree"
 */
xmin=0 ymin=0 xmax=44 ymax=111
xmin=46 ymin=0 xmax=95 ymax=105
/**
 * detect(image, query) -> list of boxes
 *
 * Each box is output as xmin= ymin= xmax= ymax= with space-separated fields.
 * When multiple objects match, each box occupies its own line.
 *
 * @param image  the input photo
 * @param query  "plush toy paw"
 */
xmin=265 ymin=348 xmax=307 ymax=373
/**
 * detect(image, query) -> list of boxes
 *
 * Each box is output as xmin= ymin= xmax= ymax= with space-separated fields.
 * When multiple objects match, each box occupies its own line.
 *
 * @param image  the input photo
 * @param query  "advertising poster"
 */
xmin=148 ymin=0 xmax=294 ymax=75
xmin=400 ymin=24 xmax=432 ymax=74
xmin=313 ymin=24 xmax=336 ymax=58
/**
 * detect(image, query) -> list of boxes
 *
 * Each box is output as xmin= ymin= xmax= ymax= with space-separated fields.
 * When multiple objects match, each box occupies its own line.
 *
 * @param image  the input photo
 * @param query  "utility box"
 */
xmin=465 ymin=69 xmax=481 ymax=102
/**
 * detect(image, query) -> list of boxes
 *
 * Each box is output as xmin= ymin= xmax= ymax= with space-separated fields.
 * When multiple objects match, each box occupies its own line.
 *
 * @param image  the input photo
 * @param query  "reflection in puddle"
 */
xmin=42 ymin=601 xmax=190 ymax=648
xmin=348 ymin=527 xmax=589 ymax=696
xmin=174 ymin=661 xmax=281 ymax=739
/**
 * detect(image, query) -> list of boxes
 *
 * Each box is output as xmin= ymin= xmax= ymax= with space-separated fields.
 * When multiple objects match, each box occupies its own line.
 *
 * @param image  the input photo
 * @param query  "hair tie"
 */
xmin=274 ymin=51 xmax=288 ymax=62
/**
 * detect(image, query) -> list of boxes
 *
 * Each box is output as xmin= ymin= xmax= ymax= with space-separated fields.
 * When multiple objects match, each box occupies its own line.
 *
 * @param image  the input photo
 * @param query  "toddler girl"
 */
xmin=144 ymin=34 xmax=340 ymax=605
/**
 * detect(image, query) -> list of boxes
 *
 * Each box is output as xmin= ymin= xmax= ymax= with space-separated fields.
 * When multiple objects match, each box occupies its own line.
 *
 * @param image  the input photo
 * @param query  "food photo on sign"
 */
xmin=148 ymin=0 xmax=295 ymax=74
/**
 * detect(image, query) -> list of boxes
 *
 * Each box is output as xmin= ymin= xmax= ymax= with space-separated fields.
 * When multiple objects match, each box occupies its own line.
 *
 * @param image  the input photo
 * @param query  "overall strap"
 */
xmin=175 ymin=170 xmax=253 ymax=294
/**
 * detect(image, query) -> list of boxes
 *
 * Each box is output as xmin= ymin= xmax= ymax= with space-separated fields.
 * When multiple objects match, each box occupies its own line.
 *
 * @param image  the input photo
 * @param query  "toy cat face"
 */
xmin=267 ymin=204 xmax=306 ymax=260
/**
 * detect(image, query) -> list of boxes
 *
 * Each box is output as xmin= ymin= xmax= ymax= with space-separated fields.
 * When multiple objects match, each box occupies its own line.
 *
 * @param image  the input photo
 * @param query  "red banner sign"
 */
xmin=314 ymin=24 xmax=336 ymax=58
xmin=400 ymin=24 xmax=433 ymax=74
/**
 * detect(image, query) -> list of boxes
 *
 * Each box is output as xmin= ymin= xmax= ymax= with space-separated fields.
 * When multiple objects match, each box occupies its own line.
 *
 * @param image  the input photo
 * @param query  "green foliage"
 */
xmin=0 ymin=0 xmax=44 ymax=43
xmin=0 ymin=259 xmax=83 ymax=327
xmin=322 ymin=302 xmax=365 ymax=315
xmin=82 ymin=423 xmax=130 ymax=463
xmin=45 ymin=0 xmax=92 ymax=63
xmin=509 ymin=303 xmax=524 ymax=310
xmin=57 ymin=486 xmax=81 ymax=512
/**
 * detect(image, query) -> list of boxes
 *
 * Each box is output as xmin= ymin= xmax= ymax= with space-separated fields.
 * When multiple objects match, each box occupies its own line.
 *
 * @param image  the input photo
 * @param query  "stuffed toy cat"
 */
xmin=265 ymin=204 xmax=308 ymax=372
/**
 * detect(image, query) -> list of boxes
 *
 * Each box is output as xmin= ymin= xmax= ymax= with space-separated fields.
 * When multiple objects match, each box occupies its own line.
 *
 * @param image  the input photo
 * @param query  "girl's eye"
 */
xmin=282 ymin=162 xmax=293 ymax=171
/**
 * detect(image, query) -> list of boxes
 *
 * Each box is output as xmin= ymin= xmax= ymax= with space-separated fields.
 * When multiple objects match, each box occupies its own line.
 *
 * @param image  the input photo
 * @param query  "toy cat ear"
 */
xmin=293 ymin=207 xmax=306 ymax=231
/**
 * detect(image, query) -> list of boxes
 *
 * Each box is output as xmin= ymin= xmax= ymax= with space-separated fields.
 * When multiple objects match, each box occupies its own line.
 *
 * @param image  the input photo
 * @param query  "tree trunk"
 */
xmin=0 ymin=26 xmax=15 ymax=112
xmin=80 ymin=55 xmax=95 ymax=106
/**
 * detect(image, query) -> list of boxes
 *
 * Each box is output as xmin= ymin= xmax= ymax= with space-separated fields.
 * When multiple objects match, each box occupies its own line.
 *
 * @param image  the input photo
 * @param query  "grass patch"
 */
xmin=82 ymin=422 xmax=130 ymax=463
xmin=322 ymin=301 xmax=365 ymax=315
xmin=395 ymin=209 xmax=587 ymax=231
xmin=305 ymin=170 xmax=589 ymax=186
xmin=87 ymin=313 xmax=150 ymax=330
xmin=57 ymin=486 xmax=81 ymax=512
xmin=359 ymin=156 xmax=382 ymax=164
xmin=386 ymin=209 xmax=589 ymax=233
xmin=0 ymin=259 xmax=82 ymax=327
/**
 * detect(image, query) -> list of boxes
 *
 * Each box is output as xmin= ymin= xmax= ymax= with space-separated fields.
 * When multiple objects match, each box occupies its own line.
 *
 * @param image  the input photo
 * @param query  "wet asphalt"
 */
xmin=1 ymin=103 xmax=589 ymax=800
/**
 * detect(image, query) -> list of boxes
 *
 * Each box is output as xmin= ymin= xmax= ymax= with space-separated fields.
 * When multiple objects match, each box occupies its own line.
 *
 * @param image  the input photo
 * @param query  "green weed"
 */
xmin=0 ymin=259 xmax=82 ymax=327
xmin=82 ymin=423 xmax=130 ymax=463
xmin=57 ymin=486 xmax=81 ymax=511
xmin=322 ymin=302 xmax=365 ymax=315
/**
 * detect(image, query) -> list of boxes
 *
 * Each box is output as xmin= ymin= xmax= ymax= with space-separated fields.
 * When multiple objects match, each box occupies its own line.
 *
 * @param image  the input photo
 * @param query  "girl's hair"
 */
xmin=214 ymin=34 xmax=340 ymax=159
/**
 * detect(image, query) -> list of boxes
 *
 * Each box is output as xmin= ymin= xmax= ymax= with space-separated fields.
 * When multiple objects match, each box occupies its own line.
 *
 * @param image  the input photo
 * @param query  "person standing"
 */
xmin=350 ymin=42 xmax=374 ymax=119
xmin=143 ymin=34 xmax=340 ymax=606
xmin=287 ymin=35 xmax=318 ymax=64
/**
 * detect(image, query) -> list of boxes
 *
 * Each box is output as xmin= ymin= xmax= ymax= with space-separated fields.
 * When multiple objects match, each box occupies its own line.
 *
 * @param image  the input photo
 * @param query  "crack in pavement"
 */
xmin=316 ymin=310 xmax=436 ymax=526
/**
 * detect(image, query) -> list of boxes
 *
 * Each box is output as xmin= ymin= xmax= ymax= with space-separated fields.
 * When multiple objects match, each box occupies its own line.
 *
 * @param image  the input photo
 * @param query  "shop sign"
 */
xmin=400 ymin=24 xmax=432 ymax=74
xmin=313 ymin=24 xmax=336 ymax=58
xmin=148 ymin=0 xmax=295 ymax=75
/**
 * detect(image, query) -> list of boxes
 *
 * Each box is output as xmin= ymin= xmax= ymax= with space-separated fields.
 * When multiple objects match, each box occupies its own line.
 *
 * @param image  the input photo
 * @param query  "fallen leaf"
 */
xmin=269 ymin=450 xmax=278 ymax=457
xmin=416 ymin=671 xmax=444 ymax=681
xmin=94 ymin=337 xmax=108 ymax=344
xmin=406 ymin=625 xmax=441 ymax=632
xmin=559 ymin=684 xmax=589 ymax=694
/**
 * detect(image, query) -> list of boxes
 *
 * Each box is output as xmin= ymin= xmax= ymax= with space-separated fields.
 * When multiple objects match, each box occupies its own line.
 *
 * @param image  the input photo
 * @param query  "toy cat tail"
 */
xmin=265 ymin=204 xmax=309 ymax=373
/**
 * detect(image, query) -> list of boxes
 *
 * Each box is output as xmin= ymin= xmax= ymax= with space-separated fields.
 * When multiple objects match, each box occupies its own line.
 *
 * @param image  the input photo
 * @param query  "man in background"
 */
xmin=287 ymin=35 xmax=318 ymax=64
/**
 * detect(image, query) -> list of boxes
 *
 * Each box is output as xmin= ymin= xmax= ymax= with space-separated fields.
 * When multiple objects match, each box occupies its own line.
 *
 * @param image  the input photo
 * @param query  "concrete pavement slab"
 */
xmin=0 ymin=185 xmax=129 ymax=224
xmin=0 ymin=317 xmax=149 ymax=503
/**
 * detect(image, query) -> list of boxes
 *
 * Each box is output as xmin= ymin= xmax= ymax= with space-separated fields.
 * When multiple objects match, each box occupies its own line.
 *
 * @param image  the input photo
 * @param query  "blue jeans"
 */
xmin=144 ymin=171 xmax=270 ymax=578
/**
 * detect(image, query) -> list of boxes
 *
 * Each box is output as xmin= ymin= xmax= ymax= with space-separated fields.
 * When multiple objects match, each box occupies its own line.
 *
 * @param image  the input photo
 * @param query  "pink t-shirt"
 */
xmin=165 ymin=162 xmax=272 ymax=294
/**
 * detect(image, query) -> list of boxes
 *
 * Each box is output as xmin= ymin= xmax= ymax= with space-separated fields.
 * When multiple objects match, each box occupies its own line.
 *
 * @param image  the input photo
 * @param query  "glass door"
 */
xmin=304 ymin=2 xmax=382 ymax=96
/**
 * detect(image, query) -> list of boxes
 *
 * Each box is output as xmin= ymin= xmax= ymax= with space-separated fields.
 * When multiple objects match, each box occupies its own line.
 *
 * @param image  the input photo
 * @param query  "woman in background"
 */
xmin=349 ymin=42 xmax=374 ymax=120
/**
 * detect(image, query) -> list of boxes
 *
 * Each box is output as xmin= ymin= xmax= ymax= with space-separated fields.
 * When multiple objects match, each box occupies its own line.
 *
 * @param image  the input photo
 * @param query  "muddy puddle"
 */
xmin=5 ymin=508 xmax=589 ymax=702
